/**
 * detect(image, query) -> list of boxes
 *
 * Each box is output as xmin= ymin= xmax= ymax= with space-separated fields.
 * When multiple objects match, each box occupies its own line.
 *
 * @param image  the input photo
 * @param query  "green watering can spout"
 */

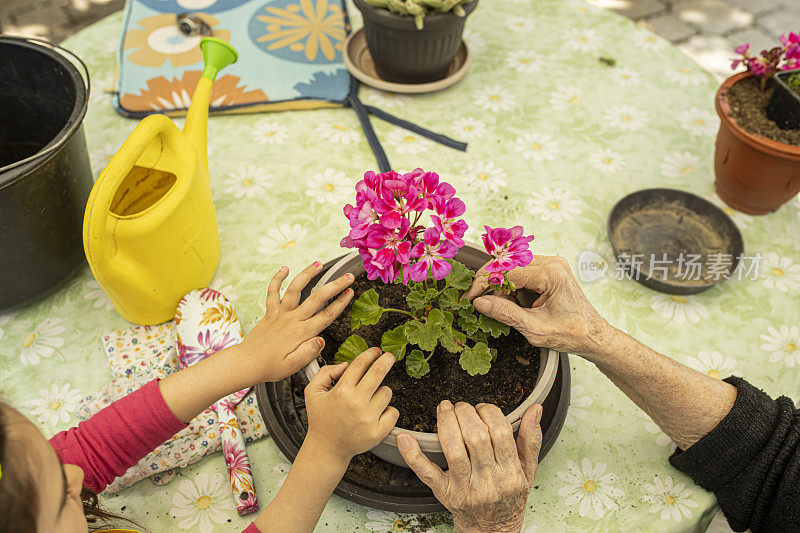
xmin=199 ymin=37 xmax=238 ymax=81
xmin=183 ymin=37 xmax=238 ymax=172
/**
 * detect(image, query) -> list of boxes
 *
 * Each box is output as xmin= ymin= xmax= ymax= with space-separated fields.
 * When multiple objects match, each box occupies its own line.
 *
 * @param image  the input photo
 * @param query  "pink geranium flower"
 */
xmin=366 ymin=217 xmax=413 ymax=265
xmin=431 ymin=197 xmax=468 ymax=247
xmin=482 ymin=225 xmax=535 ymax=274
xmin=406 ymin=228 xmax=457 ymax=282
xmin=361 ymin=247 xmax=399 ymax=284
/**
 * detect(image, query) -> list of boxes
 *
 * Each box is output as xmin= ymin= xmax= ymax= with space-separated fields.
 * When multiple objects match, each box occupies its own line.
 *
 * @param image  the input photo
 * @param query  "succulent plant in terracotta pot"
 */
xmin=714 ymin=32 xmax=800 ymax=215
xmin=353 ymin=0 xmax=478 ymax=84
xmin=303 ymin=168 xmax=558 ymax=468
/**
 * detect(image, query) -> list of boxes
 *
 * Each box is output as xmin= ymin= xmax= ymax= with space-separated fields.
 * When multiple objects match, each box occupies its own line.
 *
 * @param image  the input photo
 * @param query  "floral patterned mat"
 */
xmin=1 ymin=0 xmax=799 ymax=531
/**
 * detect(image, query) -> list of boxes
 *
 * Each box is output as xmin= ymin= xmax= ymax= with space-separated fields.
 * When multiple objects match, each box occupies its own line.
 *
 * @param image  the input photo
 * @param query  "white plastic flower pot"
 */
xmin=303 ymin=242 xmax=559 ymax=468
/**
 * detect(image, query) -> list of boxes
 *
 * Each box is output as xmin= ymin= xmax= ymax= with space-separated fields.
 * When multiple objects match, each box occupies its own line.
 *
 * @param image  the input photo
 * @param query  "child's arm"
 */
xmin=249 ymin=348 xmax=399 ymax=533
xmin=51 ymin=264 xmax=354 ymax=492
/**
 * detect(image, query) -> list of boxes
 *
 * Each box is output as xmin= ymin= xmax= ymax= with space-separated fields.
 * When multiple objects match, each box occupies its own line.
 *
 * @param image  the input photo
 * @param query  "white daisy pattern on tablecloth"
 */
xmin=759 ymin=253 xmax=800 ymax=292
xmin=223 ymin=165 xmax=272 ymax=199
xmin=19 ymin=318 xmax=66 ymax=366
xmin=640 ymin=412 xmax=673 ymax=448
xmin=660 ymin=151 xmax=700 ymax=179
xmin=565 ymin=384 xmax=592 ymax=427
xmin=604 ymin=105 xmax=648 ymax=132
xmin=563 ymin=28 xmax=603 ymax=52
xmin=590 ymin=149 xmax=626 ymax=174
xmin=253 ymin=121 xmax=288 ymax=145
xmin=613 ymin=68 xmax=641 ymax=87
xmin=169 ymin=472 xmax=234 ymax=533
xmin=315 ymin=121 xmax=361 ymax=145
xmin=666 ymin=67 xmax=707 ymax=87
xmin=474 ymin=85 xmax=516 ymax=112
xmin=305 ymin=168 xmax=352 ymax=205
xmin=273 ymin=463 xmax=290 ymax=488
xmin=89 ymin=142 xmax=118 ymax=175
xmin=686 ymin=351 xmax=741 ymax=379
xmin=209 ymin=278 xmax=238 ymax=301
xmin=760 ymin=325 xmax=800 ymax=367
xmin=527 ymin=187 xmax=583 ymax=223
xmin=365 ymin=510 xmax=419 ymax=531
xmin=506 ymin=50 xmax=543 ymax=74
xmin=558 ymin=458 xmax=624 ymax=518
xmin=506 ymin=16 xmax=534 ymax=32
xmin=84 ymin=280 xmax=114 ymax=311
xmin=258 ymin=224 xmax=308 ymax=256
xmin=464 ymin=161 xmax=508 ymax=194
xmin=452 ymin=117 xmax=486 ymax=141
xmin=365 ymin=90 xmax=411 ymax=108
xmin=635 ymin=30 xmax=667 ymax=51
xmin=385 ymin=129 xmax=434 ymax=155
xmin=515 ymin=132 xmax=559 ymax=162
xmin=650 ymin=294 xmax=709 ymax=324
xmin=0 ymin=313 xmax=10 ymax=340
xmin=30 ymin=383 xmax=82 ymax=427
xmin=463 ymin=28 xmax=485 ymax=53
xmin=678 ymin=107 xmax=718 ymax=136
xmin=708 ymin=194 xmax=753 ymax=228
xmin=522 ymin=523 xmax=539 ymax=533
xmin=549 ymin=86 xmax=582 ymax=111
xmin=642 ymin=475 xmax=699 ymax=522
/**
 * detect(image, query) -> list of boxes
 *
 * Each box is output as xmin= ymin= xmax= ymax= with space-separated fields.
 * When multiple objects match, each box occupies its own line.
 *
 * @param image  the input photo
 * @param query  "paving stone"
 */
xmin=638 ymin=12 xmax=698 ymax=43
xmin=674 ymin=0 xmax=754 ymax=34
xmin=584 ymin=0 xmax=666 ymax=20
xmin=677 ymin=34 xmax=735 ymax=79
xmin=727 ymin=27 xmax=779 ymax=54
xmin=758 ymin=8 xmax=800 ymax=36
xmin=730 ymin=0 xmax=782 ymax=15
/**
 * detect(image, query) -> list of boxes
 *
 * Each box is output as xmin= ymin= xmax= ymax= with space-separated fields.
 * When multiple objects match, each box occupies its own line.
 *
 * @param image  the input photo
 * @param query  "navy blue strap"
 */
xmin=347 ymin=92 xmax=391 ymax=172
xmin=363 ymin=105 xmax=468 ymax=152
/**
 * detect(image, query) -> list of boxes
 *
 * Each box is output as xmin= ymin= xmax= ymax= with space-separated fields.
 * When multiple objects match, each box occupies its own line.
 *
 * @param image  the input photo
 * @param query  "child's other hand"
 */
xmin=238 ymin=262 xmax=354 ymax=383
xmin=304 ymin=348 xmax=399 ymax=465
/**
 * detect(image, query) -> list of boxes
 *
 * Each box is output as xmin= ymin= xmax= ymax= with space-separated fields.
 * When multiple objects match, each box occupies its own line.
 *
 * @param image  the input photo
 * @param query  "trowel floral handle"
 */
xmin=217 ymin=397 xmax=259 ymax=515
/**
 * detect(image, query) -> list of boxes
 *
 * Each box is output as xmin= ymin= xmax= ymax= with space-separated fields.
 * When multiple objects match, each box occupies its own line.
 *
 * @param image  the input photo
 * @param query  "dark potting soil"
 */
xmin=727 ymin=76 xmax=800 ymax=146
xmin=319 ymin=273 xmax=541 ymax=433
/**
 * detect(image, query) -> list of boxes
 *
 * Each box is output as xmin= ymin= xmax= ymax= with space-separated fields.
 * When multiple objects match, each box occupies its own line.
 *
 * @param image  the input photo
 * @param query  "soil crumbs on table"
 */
xmin=727 ymin=76 xmax=800 ymax=146
xmin=320 ymin=273 xmax=541 ymax=433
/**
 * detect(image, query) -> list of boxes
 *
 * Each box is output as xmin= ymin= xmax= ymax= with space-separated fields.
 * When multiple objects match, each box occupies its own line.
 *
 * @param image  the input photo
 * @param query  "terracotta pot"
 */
xmin=303 ymin=242 xmax=559 ymax=468
xmin=714 ymin=72 xmax=800 ymax=215
xmin=353 ymin=0 xmax=478 ymax=84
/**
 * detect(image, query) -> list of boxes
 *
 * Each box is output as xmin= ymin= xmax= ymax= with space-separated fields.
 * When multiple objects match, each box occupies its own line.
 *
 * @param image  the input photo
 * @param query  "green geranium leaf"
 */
xmin=478 ymin=314 xmax=510 ymax=338
xmin=456 ymin=300 xmax=475 ymax=318
xmin=439 ymin=327 xmax=464 ymax=354
xmin=381 ymin=324 xmax=408 ymax=361
xmin=351 ymin=289 xmax=384 ymax=330
xmin=439 ymin=288 xmax=471 ymax=311
xmin=406 ymin=349 xmax=430 ymax=378
xmin=335 ymin=334 xmax=369 ymax=363
xmin=427 ymin=308 xmax=453 ymax=328
xmin=446 ymin=260 xmax=475 ymax=291
xmin=459 ymin=342 xmax=492 ymax=376
xmin=457 ymin=313 xmax=480 ymax=335
xmin=404 ymin=319 xmax=441 ymax=352
xmin=406 ymin=288 xmax=438 ymax=313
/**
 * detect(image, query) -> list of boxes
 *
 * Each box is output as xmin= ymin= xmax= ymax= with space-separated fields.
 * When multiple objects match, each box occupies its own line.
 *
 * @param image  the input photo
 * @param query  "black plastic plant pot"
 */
xmin=353 ymin=0 xmax=478 ymax=84
xmin=766 ymin=70 xmax=800 ymax=130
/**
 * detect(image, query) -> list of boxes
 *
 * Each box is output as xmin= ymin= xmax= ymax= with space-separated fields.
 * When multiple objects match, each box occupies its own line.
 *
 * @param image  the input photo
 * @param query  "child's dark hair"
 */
xmin=0 ymin=402 xmax=139 ymax=532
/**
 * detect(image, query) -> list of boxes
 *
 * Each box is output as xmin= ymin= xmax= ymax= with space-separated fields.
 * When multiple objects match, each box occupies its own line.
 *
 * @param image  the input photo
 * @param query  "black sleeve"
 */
xmin=669 ymin=377 xmax=800 ymax=532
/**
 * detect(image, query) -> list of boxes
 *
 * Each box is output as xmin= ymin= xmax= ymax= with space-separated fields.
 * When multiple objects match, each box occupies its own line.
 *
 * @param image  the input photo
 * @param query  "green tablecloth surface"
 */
xmin=2 ymin=0 xmax=799 ymax=531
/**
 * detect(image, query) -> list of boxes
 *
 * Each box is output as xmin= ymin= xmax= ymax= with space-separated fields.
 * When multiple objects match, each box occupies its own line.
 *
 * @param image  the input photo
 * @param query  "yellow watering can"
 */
xmin=83 ymin=37 xmax=237 ymax=325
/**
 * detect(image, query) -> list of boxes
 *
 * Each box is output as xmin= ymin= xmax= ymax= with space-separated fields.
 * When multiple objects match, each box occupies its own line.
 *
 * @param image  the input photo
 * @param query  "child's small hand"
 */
xmin=237 ymin=262 xmax=354 ymax=384
xmin=304 ymin=348 xmax=399 ymax=465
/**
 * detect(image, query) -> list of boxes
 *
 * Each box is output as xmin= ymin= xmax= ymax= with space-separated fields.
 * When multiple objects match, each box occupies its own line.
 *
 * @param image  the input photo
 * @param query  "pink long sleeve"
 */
xmin=49 ymin=379 xmax=187 ymax=493
xmin=243 ymin=523 xmax=262 ymax=532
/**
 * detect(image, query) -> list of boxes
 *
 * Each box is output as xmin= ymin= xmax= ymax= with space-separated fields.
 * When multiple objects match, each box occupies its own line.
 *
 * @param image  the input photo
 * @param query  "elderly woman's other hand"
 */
xmin=463 ymin=255 xmax=610 ymax=360
xmin=397 ymin=401 xmax=543 ymax=533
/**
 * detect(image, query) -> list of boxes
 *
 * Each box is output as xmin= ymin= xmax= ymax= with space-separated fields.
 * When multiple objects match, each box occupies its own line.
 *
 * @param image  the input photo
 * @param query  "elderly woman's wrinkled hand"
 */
xmin=397 ymin=401 xmax=543 ymax=533
xmin=464 ymin=255 xmax=611 ymax=361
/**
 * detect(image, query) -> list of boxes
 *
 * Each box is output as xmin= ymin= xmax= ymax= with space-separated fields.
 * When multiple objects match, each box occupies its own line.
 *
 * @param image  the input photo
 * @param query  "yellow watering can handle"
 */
xmin=83 ymin=114 xmax=185 ymax=254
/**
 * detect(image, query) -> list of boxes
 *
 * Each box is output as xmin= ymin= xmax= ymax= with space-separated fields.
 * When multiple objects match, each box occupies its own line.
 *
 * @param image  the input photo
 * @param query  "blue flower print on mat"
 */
xmin=294 ymin=69 xmax=349 ymax=98
xmin=138 ymin=0 xmax=255 ymax=13
xmin=248 ymin=0 xmax=346 ymax=63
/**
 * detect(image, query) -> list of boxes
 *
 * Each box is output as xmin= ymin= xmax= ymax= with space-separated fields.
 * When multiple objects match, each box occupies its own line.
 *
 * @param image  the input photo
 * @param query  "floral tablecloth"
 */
xmin=1 ymin=0 xmax=799 ymax=531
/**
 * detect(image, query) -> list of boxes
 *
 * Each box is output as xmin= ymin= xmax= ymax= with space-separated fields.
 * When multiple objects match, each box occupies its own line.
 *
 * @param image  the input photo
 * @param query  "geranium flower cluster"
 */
xmin=731 ymin=32 xmax=800 ymax=88
xmin=341 ymin=169 xmax=535 ymax=288
xmin=340 ymin=169 xmax=467 ymax=283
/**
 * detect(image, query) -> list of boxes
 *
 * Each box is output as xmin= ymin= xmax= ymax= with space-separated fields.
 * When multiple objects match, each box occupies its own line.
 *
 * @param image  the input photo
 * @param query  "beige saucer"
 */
xmin=343 ymin=28 xmax=471 ymax=94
